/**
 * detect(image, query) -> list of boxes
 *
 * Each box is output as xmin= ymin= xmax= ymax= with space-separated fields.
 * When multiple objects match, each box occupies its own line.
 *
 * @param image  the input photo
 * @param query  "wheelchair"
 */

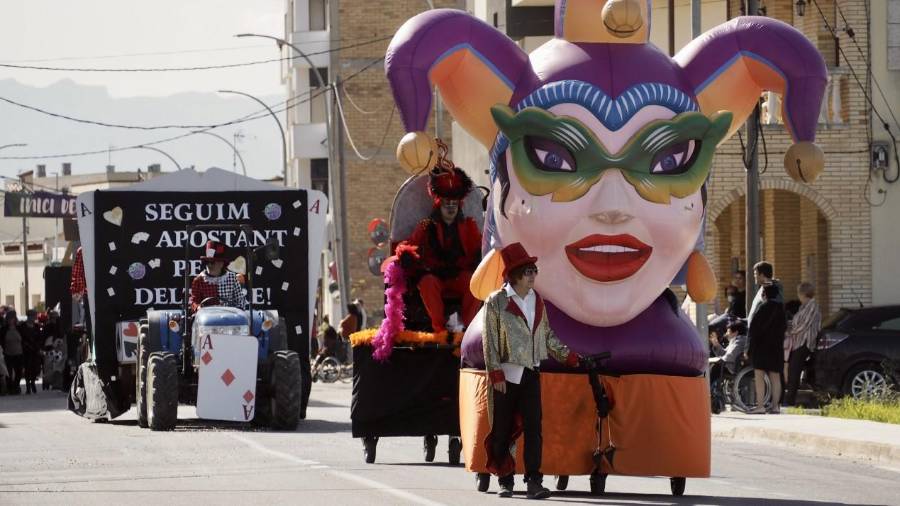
xmin=710 ymin=355 xmax=772 ymax=413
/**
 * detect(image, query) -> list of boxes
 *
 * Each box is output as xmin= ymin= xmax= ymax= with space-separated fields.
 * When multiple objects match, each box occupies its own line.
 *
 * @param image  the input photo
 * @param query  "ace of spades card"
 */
xmin=196 ymin=334 xmax=259 ymax=422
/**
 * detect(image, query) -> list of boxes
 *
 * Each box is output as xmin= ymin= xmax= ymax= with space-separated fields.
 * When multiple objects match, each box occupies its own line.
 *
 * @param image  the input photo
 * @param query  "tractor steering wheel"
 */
xmin=200 ymin=296 xmax=220 ymax=308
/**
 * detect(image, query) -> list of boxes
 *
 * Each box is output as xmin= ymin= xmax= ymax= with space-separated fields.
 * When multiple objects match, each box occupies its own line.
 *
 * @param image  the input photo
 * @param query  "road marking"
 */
xmin=228 ymin=434 xmax=446 ymax=506
xmin=227 ymin=434 xmax=319 ymax=466
xmin=328 ymin=469 xmax=446 ymax=506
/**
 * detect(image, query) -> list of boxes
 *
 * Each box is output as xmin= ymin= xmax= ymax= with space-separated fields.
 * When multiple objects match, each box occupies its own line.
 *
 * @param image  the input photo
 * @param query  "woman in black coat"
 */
xmin=747 ymin=284 xmax=786 ymax=413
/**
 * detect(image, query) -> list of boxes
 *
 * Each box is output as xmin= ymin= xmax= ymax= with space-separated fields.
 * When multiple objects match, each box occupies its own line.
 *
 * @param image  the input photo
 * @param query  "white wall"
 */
xmin=0 ymin=244 xmax=52 ymax=313
xmin=871 ymin=0 xmax=900 ymax=305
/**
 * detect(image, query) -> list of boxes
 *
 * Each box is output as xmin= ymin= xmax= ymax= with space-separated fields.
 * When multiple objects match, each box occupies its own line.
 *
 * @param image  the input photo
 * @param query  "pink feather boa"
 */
xmin=371 ymin=260 xmax=406 ymax=361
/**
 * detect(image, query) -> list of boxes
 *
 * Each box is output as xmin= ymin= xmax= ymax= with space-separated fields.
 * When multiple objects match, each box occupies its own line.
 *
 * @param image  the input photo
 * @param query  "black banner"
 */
xmin=4 ymin=191 xmax=78 ymax=218
xmin=90 ymin=191 xmax=310 ymax=368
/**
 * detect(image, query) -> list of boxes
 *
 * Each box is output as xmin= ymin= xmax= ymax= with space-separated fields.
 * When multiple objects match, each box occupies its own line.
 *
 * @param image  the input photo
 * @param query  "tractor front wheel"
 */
xmin=146 ymin=352 xmax=178 ymax=431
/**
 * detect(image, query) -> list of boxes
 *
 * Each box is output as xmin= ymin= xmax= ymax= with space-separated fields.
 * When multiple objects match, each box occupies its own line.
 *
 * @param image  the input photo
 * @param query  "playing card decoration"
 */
xmin=196 ymin=334 xmax=259 ymax=422
xmin=116 ymin=320 xmax=140 ymax=363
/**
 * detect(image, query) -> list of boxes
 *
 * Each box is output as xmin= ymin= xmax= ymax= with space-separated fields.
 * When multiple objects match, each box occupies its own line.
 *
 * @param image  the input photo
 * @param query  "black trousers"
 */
xmin=785 ymin=345 xmax=811 ymax=406
xmin=491 ymin=367 xmax=543 ymax=484
xmin=5 ymin=355 xmax=24 ymax=393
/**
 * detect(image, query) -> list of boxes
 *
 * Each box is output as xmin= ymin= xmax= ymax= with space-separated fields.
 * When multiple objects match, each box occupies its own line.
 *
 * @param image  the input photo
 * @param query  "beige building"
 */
xmin=870 ymin=0 xmax=900 ymax=305
xmin=0 ymin=163 xmax=163 ymax=312
xmin=460 ymin=0 xmax=900 ymax=317
xmin=283 ymin=0 xmax=462 ymax=321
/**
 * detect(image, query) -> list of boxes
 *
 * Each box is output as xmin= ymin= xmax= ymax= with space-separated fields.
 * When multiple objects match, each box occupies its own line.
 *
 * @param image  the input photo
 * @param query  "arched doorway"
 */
xmin=709 ymin=188 xmax=831 ymax=316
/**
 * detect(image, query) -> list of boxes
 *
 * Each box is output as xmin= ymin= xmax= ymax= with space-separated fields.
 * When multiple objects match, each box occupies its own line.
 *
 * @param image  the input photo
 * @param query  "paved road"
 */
xmin=1 ymin=381 xmax=898 ymax=506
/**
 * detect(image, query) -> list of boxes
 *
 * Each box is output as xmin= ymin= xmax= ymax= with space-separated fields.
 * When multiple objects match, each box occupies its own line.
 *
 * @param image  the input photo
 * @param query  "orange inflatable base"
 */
xmin=459 ymin=369 xmax=711 ymax=478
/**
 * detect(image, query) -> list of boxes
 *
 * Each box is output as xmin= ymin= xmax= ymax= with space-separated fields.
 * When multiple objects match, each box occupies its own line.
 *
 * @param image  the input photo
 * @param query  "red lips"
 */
xmin=565 ymin=234 xmax=652 ymax=282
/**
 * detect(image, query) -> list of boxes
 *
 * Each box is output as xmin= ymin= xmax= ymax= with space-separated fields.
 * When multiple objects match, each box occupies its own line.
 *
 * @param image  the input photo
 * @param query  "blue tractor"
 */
xmin=134 ymin=224 xmax=302 ymax=431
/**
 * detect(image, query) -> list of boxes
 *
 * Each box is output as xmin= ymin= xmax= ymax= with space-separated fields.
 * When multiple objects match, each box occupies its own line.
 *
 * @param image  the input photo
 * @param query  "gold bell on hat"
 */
xmin=396 ymin=131 xmax=438 ymax=175
xmin=784 ymin=142 xmax=825 ymax=184
xmin=601 ymin=0 xmax=645 ymax=39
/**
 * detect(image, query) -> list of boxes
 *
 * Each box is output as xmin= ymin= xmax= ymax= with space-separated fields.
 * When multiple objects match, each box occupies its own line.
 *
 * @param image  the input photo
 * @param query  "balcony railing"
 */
xmin=761 ymin=70 xmax=847 ymax=127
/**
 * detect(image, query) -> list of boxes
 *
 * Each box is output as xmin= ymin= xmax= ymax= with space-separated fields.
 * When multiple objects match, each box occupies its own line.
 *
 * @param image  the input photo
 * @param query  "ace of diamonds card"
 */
xmin=196 ymin=334 xmax=259 ymax=422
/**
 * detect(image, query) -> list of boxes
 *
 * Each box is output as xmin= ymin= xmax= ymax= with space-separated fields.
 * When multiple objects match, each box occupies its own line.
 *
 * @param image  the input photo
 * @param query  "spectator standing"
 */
xmin=784 ymin=282 xmax=821 ymax=406
xmin=729 ymin=270 xmax=747 ymax=318
xmin=339 ymin=304 xmax=361 ymax=363
xmin=748 ymin=261 xmax=783 ymax=325
xmin=22 ymin=310 xmax=41 ymax=395
xmin=0 ymin=341 xmax=8 ymax=395
xmin=2 ymin=311 xmax=25 ymax=394
xmin=747 ymin=284 xmax=787 ymax=414
xmin=353 ymin=299 xmax=368 ymax=329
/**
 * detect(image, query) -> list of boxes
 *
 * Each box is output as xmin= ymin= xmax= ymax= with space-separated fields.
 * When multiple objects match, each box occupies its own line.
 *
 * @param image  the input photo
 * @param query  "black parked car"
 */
xmin=810 ymin=305 xmax=900 ymax=399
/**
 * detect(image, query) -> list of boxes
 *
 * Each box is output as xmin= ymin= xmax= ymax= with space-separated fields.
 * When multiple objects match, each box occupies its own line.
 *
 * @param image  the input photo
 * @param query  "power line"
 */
xmin=0 ymin=56 xmax=384 ymax=161
xmin=0 ymin=34 xmax=390 ymax=64
xmin=0 ymin=86 xmax=328 ymax=161
xmin=0 ymin=86 xmax=315 ymax=131
xmin=0 ymin=36 xmax=392 ymax=73
xmin=833 ymin=0 xmax=900 ymax=134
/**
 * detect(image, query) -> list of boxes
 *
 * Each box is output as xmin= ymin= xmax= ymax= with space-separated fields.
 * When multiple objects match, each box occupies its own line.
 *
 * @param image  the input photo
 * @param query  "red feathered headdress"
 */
xmin=428 ymin=167 xmax=474 ymax=205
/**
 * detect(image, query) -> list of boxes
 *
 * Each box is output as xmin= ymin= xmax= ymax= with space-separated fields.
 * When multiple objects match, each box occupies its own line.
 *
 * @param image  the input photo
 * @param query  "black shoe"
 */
xmin=497 ymin=480 xmax=514 ymax=498
xmin=526 ymin=480 xmax=551 ymax=500
xmin=423 ymin=435 xmax=437 ymax=462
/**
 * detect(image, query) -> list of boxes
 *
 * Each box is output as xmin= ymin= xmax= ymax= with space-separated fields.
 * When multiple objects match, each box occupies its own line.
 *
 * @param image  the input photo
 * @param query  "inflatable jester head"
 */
xmin=386 ymin=1 xmax=826 ymax=334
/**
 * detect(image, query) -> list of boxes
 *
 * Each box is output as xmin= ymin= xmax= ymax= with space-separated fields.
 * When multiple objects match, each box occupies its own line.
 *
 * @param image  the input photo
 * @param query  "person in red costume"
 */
xmin=406 ymin=167 xmax=482 ymax=333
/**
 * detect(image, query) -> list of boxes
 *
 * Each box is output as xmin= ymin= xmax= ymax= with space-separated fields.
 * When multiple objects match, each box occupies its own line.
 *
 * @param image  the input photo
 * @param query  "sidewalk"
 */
xmin=712 ymin=410 xmax=900 ymax=468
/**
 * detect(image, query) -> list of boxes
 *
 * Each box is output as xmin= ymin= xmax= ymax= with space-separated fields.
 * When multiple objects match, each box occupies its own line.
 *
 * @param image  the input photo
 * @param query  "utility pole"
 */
xmin=746 ymin=0 xmax=761 ymax=314
xmin=333 ymin=78 xmax=351 ymax=315
xmin=327 ymin=0 xmax=349 ymax=320
xmin=668 ymin=0 xmax=676 ymax=56
xmin=691 ymin=0 xmax=709 ymax=344
xmin=20 ymin=174 xmax=29 ymax=313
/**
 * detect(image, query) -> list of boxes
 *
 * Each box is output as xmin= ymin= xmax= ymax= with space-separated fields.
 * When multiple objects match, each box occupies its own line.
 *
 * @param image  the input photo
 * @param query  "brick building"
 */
xmin=283 ymin=0 xmax=462 ymax=322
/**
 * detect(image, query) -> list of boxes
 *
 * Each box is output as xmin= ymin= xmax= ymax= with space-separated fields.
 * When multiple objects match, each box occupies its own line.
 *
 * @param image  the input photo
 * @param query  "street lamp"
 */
xmin=218 ymin=89 xmax=287 ymax=183
xmin=195 ymin=130 xmax=247 ymax=176
xmin=236 ymin=33 xmax=351 ymax=317
xmin=133 ymin=145 xmax=183 ymax=171
xmin=795 ymin=0 xmax=806 ymax=16
xmin=0 ymin=143 xmax=30 ymax=313
xmin=235 ymin=33 xmax=333 ymax=182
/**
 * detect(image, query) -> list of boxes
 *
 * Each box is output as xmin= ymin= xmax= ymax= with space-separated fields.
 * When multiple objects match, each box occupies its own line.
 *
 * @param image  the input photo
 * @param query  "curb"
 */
xmin=713 ymin=427 xmax=900 ymax=468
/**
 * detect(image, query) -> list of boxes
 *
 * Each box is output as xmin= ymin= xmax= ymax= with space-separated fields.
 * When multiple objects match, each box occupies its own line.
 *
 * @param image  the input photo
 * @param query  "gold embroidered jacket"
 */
xmin=482 ymin=288 xmax=574 ymax=384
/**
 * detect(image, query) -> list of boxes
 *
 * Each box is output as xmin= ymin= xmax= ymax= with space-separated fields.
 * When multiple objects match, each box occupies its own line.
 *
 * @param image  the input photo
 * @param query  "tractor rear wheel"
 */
xmin=147 ymin=352 xmax=179 ymax=431
xmin=269 ymin=350 xmax=301 ymax=430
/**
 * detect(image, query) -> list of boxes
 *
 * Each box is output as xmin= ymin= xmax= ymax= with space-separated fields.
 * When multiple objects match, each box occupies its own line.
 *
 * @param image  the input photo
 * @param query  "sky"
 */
xmin=0 ymin=1 xmax=296 ymax=181
xmin=0 ymin=0 xmax=287 ymax=97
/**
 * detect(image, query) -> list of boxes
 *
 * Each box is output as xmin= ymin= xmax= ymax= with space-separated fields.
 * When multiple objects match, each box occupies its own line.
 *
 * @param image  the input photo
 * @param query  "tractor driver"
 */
xmin=189 ymin=240 xmax=248 ymax=313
